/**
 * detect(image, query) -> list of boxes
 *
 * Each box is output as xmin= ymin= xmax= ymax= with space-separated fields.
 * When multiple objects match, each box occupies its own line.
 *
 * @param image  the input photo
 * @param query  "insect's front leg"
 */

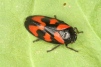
xmin=73 ymin=27 xmax=83 ymax=34
xmin=65 ymin=44 xmax=78 ymax=52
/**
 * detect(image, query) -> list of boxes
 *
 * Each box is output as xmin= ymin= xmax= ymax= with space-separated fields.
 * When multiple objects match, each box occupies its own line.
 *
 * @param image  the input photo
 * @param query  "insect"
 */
xmin=24 ymin=15 xmax=83 ymax=52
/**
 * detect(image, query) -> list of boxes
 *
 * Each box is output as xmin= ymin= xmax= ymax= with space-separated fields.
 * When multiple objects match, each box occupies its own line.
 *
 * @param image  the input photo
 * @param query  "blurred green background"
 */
xmin=0 ymin=0 xmax=101 ymax=67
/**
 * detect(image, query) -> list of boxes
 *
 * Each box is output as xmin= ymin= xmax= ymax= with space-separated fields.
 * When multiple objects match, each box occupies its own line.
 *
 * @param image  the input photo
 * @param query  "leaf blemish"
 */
xmin=63 ymin=3 xmax=66 ymax=7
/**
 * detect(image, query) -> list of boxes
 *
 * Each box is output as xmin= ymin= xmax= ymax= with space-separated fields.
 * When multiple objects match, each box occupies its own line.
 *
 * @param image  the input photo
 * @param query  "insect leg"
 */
xmin=33 ymin=39 xmax=40 ymax=43
xmin=47 ymin=44 xmax=61 ymax=52
xmin=74 ymin=27 xmax=83 ymax=34
xmin=54 ymin=15 xmax=57 ymax=19
xmin=66 ymin=45 xmax=78 ymax=52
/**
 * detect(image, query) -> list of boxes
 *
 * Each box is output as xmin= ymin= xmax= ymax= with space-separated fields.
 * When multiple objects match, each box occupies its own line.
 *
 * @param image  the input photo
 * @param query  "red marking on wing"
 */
xmin=29 ymin=25 xmax=45 ymax=36
xmin=50 ymin=18 xmax=58 ymax=24
xmin=57 ymin=24 xmax=70 ymax=30
xmin=32 ymin=16 xmax=46 ymax=26
xmin=29 ymin=25 xmax=38 ymax=36
xmin=54 ymin=32 xmax=64 ymax=44
xmin=43 ymin=33 xmax=52 ymax=42
xmin=38 ymin=25 xmax=45 ymax=30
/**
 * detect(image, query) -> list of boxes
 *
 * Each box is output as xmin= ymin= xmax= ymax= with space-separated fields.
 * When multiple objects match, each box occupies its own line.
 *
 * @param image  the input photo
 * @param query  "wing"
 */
xmin=26 ymin=15 xmax=70 ymax=44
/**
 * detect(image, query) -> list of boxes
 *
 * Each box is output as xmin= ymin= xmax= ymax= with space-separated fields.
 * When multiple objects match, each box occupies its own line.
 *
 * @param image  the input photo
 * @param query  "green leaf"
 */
xmin=0 ymin=0 xmax=101 ymax=67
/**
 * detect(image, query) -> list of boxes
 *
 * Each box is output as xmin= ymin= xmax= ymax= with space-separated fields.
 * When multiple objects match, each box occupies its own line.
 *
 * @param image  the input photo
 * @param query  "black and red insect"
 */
xmin=24 ymin=15 xmax=83 ymax=52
